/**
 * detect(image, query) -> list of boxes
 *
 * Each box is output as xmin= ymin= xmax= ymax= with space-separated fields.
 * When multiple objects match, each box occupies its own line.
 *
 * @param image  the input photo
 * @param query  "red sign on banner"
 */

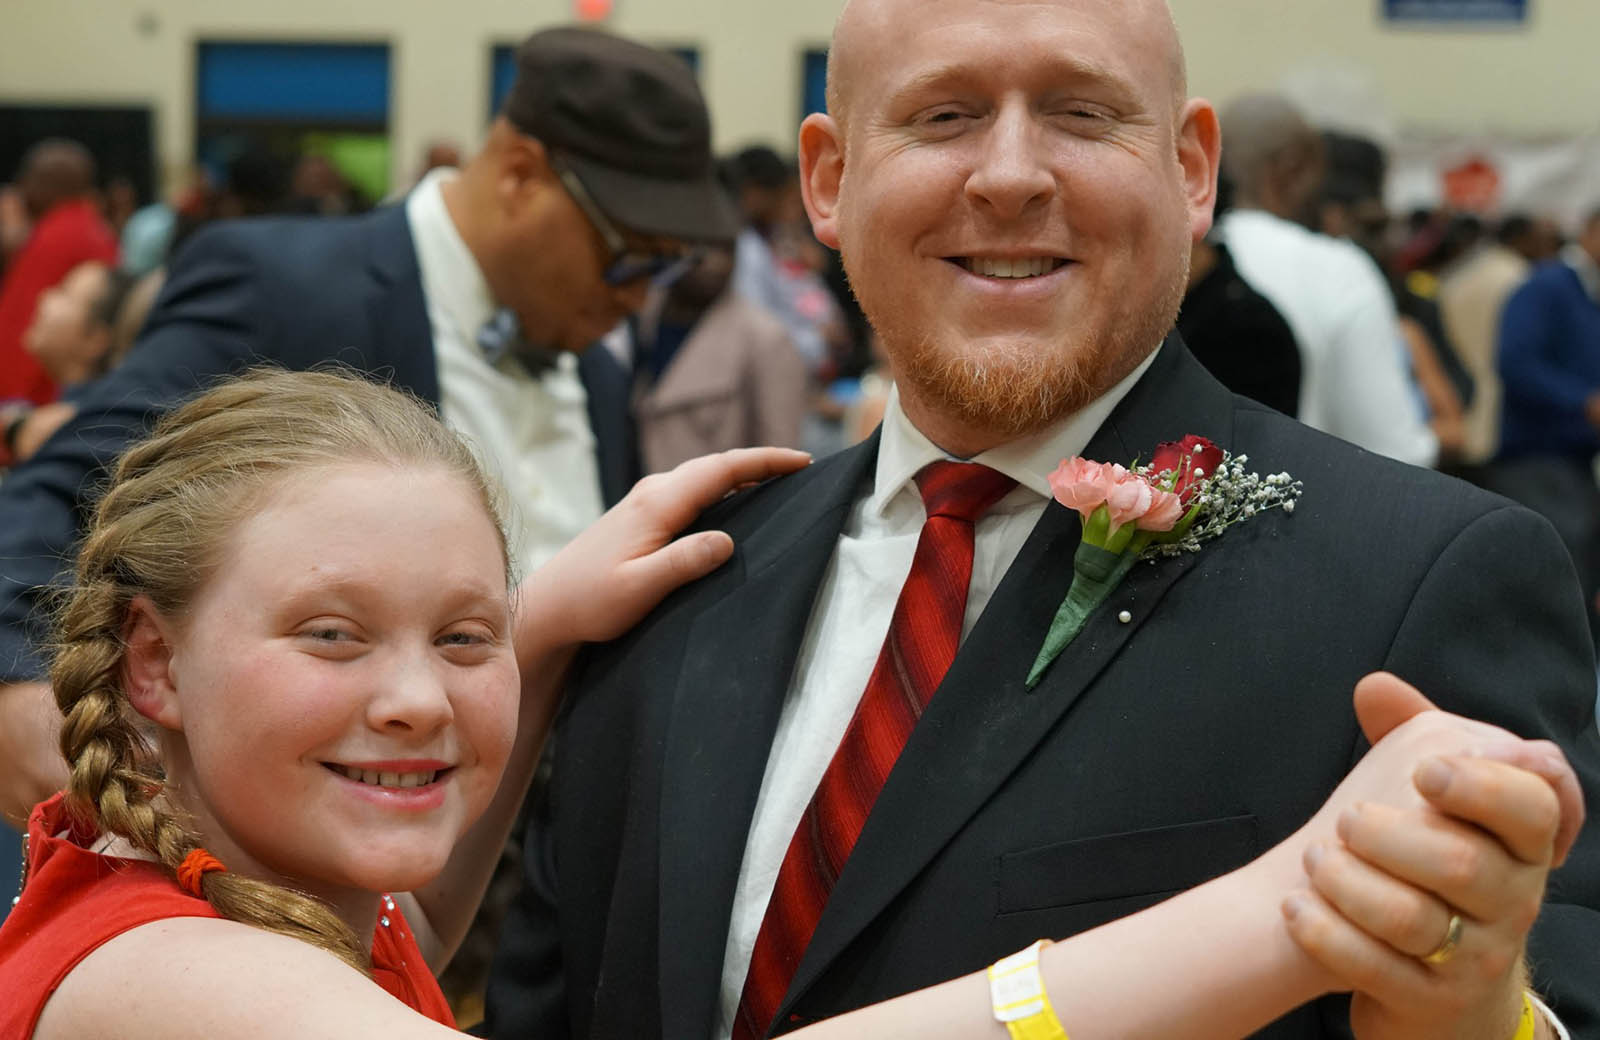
xmin=1441 ymin=156 xmax=1503 ymax=214
xmin=575 ymin=0 xmax=614 ymax=20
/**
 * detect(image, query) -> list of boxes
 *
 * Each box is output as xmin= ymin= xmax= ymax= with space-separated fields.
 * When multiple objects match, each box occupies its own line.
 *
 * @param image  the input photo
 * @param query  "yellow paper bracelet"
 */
xmin=1511 ymin=991 xmax=1537 ymax=1040
xmin=988 ymin=939 xmax=1069 ymax=1040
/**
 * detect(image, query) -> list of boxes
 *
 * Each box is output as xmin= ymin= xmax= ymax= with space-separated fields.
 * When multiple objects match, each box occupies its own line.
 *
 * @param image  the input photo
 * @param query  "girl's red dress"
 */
xmin=0 ymin=793 xmax=456 ymax=1038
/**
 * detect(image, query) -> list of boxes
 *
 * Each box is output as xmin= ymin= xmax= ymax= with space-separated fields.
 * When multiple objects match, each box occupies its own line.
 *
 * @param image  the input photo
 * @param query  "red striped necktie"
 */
xmin=733 ymin=460 xmax=1017 ymax=1039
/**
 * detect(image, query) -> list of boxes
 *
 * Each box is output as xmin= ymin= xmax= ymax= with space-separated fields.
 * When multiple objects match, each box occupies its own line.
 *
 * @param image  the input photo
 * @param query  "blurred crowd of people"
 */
xmin=4 ymin=78 xmax=1599 ymax=644
xmin=1 ymin=136 xmax=883 ymax=477
xmin=1176 ymin=94 xmax=1600 ymax=642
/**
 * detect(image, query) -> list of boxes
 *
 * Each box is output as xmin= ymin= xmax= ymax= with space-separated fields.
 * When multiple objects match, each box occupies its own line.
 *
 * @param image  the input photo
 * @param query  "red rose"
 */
xmin=1149 ymin=435 xmax=1223 ymax=504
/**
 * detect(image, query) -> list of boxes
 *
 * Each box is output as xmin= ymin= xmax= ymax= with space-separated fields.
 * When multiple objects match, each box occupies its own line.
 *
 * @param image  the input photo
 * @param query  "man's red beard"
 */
xmin=864 ymin=256 xmax=1189 ymax=444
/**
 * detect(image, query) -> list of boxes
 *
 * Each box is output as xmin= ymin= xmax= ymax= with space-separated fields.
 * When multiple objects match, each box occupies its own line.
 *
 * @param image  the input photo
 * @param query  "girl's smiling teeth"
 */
xmin=325 ymin=764 xmax=447 ymax=788
xmin=953 ymin=256 xmax=1068 ymax=278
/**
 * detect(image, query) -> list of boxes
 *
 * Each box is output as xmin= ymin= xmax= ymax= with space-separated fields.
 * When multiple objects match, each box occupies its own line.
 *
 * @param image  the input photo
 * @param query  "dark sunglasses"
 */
xmin=553 ymin=161 xmax=701 ymax=286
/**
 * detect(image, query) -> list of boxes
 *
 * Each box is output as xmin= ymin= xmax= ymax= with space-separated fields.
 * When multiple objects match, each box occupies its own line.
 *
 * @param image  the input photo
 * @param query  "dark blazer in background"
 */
xmin=0 ymin=204 xmax=634 ymax=682
xmin=484 ymin=339 xmax=1600 ymax=1040
xmin=1178 ymin=243 xmax=1303 ymax=417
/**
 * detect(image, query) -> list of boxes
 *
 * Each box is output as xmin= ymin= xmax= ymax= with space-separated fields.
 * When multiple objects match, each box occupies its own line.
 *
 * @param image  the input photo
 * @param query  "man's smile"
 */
xmin=945 ymin=256 xmax=1070 ymax=279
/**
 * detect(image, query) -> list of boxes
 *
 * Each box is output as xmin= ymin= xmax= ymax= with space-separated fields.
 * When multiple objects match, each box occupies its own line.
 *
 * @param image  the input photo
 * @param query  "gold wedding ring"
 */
xmin=1421 ymin=913 xmax=1464 ymax=966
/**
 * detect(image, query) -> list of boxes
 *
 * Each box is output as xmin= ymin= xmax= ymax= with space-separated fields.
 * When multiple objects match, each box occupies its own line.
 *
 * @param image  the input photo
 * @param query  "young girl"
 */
xmin=0 ymin=370 xmax=1574 ymax=1039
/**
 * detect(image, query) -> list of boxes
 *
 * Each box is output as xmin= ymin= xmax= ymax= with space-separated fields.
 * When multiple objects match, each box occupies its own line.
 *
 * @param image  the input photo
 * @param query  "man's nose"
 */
xmin=965 ymin=103 xmax=1054 ymax=220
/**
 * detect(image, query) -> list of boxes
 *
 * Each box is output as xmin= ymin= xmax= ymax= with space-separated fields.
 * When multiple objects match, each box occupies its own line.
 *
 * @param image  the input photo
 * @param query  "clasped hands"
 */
xmin=1284 ymin=672 xmax=1582 ymax=1040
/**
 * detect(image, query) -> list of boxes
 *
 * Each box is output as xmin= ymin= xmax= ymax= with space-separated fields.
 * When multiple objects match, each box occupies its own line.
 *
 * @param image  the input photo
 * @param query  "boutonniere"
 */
xmin=1025 ymin=435 xmax=1302 ymax=689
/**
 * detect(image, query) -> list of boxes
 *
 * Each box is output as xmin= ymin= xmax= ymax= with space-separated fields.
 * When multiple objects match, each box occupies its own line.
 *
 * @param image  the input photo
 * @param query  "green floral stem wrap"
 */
xmin=1025 ymin=540 xmax=1142 ymax=689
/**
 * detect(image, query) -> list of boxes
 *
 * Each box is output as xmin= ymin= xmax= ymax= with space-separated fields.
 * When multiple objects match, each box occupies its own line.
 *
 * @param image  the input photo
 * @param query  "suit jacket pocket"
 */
xmin=997 ymin=814 xmax=1258 ymax=914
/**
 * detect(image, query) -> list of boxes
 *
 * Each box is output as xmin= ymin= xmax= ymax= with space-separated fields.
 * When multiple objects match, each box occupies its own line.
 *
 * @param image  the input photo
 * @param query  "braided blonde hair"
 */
xmin=50 ymin=367 xmax=509 ymax=973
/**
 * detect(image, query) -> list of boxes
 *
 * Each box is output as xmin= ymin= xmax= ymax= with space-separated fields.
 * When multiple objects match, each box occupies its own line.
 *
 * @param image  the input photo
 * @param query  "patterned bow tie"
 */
xmin=476 ymin=308 xmax=559 ymax=376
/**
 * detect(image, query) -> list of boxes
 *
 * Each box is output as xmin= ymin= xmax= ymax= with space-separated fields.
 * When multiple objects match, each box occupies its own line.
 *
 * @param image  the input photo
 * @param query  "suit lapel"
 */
xmin=658 ymin=436 xmax=880 ymax=1040
xmin=363 ymin=204 xmax=439 ymax=406
xmin=780 ymin=339 xmax=1243 ymax=1017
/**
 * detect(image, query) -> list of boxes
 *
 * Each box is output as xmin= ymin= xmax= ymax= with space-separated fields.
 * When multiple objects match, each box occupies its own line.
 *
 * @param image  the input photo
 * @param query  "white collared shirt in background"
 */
xmin=406 ymin=170 xmax=604 ymax=576
xmin=1220 ymin=209 xmax=1437 ymax=469
xmin=713 ymin=350 xmax=1158 ymax=1038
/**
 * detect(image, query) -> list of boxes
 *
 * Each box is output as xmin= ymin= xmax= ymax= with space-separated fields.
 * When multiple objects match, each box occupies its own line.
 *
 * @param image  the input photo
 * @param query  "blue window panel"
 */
xmin=668 ymin=47 xmax=701 ymax=76
xmin=198 ymin=42 xmax=390 ymax=123
xmin=490 ymin=43 xmax=699 ymax=120
xmin=802 ymin=49 xmax=828 ymax=119
xmin=491 ymin=45 xmax=518 ymax=119
xmin=1383 ymin=0 xmax=1526 ymax=21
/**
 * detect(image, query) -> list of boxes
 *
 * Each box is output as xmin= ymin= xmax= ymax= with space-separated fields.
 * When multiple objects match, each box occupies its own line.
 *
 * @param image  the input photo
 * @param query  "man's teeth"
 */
xmin=332 ymin=765 xmax=439 ymax=788
xmin=963 ymin=257 xmax=1061 ymax=279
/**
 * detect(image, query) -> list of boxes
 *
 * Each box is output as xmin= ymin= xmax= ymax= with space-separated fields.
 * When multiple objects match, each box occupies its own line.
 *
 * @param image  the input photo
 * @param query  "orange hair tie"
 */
xmin=176 ymin=848 xmax=226 ymax=897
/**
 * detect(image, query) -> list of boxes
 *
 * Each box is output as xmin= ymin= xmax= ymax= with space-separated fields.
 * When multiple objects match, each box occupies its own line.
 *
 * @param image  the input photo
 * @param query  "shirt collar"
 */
xmin=406 ymin=169 xmax=498 ymax=345
xmin=1562 ymin=243 xmax=1600 ymax=304
xmin=868 ymin=345 xmax=1161 ymax=516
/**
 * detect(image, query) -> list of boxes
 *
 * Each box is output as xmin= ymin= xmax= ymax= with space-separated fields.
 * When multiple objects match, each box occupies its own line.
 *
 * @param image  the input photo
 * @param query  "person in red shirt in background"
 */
xmin=0 ymin=140 xmax=118 ymax=406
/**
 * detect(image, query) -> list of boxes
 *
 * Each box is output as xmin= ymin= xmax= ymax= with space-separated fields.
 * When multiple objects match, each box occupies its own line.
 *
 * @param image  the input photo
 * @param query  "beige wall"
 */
xmin=0 ymin=0 xmax=843 ymax=192
xmin=1 ymin=0 xmax=1594 ymax=192
xmin=1172 ymin=0 xmax=1600 ymax=141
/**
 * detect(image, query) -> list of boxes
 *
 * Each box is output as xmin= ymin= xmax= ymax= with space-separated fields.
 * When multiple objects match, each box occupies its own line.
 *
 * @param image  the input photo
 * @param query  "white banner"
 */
xmin=1387 ymin=132 xmax=1600 ymax=231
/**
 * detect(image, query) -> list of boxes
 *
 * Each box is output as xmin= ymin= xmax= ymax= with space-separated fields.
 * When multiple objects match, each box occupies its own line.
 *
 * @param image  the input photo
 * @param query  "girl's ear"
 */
xmin=121 ymin=596 xmax=183 ymax=731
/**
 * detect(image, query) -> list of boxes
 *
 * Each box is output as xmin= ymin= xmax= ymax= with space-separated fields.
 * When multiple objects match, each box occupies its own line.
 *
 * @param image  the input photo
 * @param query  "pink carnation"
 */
xmin=1048 ymin=457 xmax=1184 ymax=533
xmin=1133 ymin=484 xmax=1185 ymax=531
xmin=1101 ymin=464 xmax=1152 ymax=528
xmin=1047 ymin=457 xmax=1117 ymax=520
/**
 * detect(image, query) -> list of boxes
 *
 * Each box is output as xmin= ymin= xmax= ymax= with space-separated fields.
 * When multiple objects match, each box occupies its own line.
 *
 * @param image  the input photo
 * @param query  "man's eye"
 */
xmin=305 ymin=627 xmax=351 ymax=642
xmin=1058 ymin=106 xmax=1111 ymax=124
xmin=915 ymin=108 xmax=973 ymax=128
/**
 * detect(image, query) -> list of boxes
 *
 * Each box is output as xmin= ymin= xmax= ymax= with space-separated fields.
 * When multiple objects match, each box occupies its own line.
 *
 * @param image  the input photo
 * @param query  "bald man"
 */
xmin=0 ymin=139 xmax=117 ymax=404
xmin=485 ymin=3 xmax=1600 ymax=1038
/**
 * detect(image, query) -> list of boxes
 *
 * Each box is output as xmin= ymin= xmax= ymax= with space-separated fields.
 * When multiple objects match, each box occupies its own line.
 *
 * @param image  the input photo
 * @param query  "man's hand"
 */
xmin=0 ymin=680 xmax=66 ymax=827
xmin=1283 ymin=674 xmax=1575 ymax=1040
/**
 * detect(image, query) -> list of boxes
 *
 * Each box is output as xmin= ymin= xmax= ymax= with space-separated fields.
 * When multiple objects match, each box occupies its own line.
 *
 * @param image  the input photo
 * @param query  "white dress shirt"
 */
xmin=713 ymin=351 xmax=1157 ymax=1038
xmin=1220 ymin=209 xmax=1437 ymax=468
xmin=406 ymin=170 xmax=604 ymax=575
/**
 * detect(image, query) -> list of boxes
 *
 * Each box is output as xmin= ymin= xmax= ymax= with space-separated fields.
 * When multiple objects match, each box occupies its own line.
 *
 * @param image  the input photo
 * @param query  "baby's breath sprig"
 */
xmin=1138 ymin=452 xmax=1302 ymax=559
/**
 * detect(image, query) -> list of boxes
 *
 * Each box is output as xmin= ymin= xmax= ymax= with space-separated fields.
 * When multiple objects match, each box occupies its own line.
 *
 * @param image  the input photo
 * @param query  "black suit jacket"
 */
xmin=0 ymin=204 xmax=634 ymax=681
xmin=485 ymin=338 xmax=1600 ymax=1040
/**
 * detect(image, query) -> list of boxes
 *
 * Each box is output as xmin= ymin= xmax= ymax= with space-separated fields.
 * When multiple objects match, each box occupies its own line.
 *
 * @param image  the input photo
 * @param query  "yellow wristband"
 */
xmin=1511 ymin=991 xmax=1537 ymax=1040
xmin=988 ymin=939 xmax=1069 ymax=1040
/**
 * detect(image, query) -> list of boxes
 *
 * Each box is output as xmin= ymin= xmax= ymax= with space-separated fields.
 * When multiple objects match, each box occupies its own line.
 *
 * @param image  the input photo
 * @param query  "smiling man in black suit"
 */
xmin=485 ymin=3 xmax=1600 ymax=1039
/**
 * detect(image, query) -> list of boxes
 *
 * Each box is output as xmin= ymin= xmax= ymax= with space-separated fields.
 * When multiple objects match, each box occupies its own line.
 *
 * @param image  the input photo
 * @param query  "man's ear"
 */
xmin=798 ymin=113 xmax=845 ymax=250
xmin=490 ymin=119 xmax=551 ymax=212
xmin=1176 ymin=98 xmax=1222 ymax=242
xmin=121 ymin=596 xmax=183 ymax=732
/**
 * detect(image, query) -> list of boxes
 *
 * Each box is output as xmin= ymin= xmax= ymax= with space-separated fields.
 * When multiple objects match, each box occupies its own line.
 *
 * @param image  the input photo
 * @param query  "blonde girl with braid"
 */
xmin=0 ymin=368 xmax=811 ymax=1038
xmin=0 ymin=368 xmax=1582 ymax=1040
